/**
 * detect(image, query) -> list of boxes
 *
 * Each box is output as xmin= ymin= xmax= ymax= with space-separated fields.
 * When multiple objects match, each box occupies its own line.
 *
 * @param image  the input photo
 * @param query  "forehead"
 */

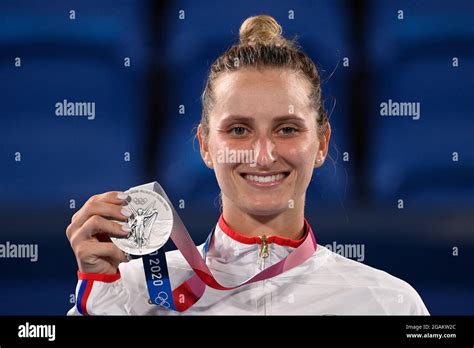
xmin=211 ymin=68 xmax=312 ymax=117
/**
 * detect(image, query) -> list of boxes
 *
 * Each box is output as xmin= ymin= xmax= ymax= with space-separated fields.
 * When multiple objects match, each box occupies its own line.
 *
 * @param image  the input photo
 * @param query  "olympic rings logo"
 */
xmin=133 ymin=197 xmax=148 ymax=205
xmin=154 ymin=291 xmax=171 ymax=308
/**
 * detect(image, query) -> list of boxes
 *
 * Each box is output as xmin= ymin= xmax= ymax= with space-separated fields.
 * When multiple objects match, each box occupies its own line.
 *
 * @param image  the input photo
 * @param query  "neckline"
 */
xmin=217 ymin=214 xmax=310 ymax=248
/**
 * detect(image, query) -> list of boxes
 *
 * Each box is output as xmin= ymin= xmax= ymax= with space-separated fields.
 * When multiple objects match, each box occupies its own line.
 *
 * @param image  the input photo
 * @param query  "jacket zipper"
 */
xmin=259 ymin=235 xmax=270 ymax=315
xmin=259 ymin=235 xmax=270 ymax=260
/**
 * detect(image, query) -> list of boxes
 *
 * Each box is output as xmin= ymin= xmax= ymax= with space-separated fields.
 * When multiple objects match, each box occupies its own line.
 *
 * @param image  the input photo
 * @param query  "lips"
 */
xmin=240 ymin=171 xmax=290 ymax=186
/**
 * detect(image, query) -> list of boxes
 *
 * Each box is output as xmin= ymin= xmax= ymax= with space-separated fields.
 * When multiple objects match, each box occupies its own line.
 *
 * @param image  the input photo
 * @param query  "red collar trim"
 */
xmin=217 ymin=214 xmax=310 ymax=248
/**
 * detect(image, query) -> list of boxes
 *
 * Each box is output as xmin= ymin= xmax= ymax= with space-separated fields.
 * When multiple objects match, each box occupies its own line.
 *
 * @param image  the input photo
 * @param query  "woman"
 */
xmin=67 ymin=15 xmax=429 ymax=315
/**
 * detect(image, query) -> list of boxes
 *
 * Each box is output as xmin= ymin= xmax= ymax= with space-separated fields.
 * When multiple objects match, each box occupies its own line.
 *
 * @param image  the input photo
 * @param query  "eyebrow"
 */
xmin=220 ymin=114 xmax=307 ymax=124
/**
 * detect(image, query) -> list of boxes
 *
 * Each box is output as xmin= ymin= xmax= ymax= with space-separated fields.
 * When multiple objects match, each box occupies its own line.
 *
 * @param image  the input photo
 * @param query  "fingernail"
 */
xmin=121 ymin=207 xmax=132 ymax=217
xmin=121 ymin=224 xmax=131 ymax=233
xmin=117 ymin=192 xmax=128 ymax=200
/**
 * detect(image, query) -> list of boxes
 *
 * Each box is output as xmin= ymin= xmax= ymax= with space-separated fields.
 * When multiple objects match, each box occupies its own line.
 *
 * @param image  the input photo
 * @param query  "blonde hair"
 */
xmin=239 ymin=15 xmax=288 ymax=47
xmin=201 ymin=14 xmax=328 ymax=138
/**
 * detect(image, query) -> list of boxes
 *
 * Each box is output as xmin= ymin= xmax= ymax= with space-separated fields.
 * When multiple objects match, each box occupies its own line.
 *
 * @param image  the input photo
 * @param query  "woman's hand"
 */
xmin=66 ymin=191 xmax=132 ymax=274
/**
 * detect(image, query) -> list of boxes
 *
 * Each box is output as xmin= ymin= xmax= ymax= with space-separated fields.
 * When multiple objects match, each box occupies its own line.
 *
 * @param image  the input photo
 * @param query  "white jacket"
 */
xmin=68 ymin=216 xmax=429 ymax=315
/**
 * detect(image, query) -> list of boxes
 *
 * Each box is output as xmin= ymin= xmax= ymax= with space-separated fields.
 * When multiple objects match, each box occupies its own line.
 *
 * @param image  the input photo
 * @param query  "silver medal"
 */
xmin=111 ymin=188 xmax=173 ymax=256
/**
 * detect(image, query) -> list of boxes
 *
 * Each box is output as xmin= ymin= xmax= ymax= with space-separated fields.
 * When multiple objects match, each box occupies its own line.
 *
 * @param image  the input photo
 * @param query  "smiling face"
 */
xmin=198 ymin=68 xmax=330 ymax=217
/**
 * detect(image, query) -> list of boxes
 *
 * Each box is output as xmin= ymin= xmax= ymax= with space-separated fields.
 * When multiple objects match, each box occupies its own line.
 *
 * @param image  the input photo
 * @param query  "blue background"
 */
xmin=0 ymin=0 xmax=473 ymax=315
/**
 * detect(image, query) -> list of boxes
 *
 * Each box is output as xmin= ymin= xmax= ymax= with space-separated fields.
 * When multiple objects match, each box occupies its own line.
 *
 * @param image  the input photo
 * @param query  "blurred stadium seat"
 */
xmin=0 ymin=0 xmax=150 ymax=207
xmin=366 ymin=0 xmax=474 ymax=207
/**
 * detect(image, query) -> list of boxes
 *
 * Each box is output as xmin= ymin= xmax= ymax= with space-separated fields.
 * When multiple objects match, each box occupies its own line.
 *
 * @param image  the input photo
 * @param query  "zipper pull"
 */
xmin=259 ymin=235 xmax=269 ymax=259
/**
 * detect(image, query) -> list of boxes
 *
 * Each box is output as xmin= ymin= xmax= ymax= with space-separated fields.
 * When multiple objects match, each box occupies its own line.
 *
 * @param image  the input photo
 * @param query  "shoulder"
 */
xmin=303 ymin=245 xmax=430 ymax=314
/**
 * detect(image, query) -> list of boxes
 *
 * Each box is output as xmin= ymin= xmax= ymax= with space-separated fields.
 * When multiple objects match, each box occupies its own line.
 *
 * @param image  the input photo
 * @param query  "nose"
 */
xmin=253 ymin=136 xmax=277 ymax=167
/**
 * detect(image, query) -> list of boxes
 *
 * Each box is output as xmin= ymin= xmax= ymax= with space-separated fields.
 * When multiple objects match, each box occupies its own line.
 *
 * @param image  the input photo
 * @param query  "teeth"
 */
xmin=244 ymin=173 xmax=286 ymax=183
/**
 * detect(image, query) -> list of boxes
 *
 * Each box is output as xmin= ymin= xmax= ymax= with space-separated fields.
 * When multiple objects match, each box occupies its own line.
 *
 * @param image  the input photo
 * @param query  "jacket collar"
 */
xmin=217 ymin=214 xmax=309 ymax=247
xmin=205 ymin=214 xmax=316 ymax=275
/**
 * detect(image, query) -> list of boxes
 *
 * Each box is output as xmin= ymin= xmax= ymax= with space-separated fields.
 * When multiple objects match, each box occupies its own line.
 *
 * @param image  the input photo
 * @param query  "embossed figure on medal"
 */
xmin=127 ymin=202 xmax=159 ymax=252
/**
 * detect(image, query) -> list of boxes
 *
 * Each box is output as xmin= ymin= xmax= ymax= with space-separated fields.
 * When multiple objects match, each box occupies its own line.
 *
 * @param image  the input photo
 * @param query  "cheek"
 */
xmin=207 ymin=137 xmax=238 ymax=180
xmin=281 ymin=137 xmax=319 ymax=169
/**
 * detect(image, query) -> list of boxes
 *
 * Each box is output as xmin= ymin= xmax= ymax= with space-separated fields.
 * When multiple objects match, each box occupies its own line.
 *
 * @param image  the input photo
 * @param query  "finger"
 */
xmin=95 ymin=191 xmax=130 ymax=205
xmin=72 ymin=200 xmax=132 ymax=228
xmin=70 ymin=215 xmax=130 ymax=246
xmin=92 ymin=242 xmax=129 ymax=264
xmin=71 ymin=191 xmax=129 ymax=224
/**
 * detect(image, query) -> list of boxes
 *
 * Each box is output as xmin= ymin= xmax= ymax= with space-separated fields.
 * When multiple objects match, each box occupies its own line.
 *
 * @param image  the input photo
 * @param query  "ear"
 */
xmin=197 ymin=124 xmax=214 ymax=169
xmin=314 ymin=122 xmax=331 ymax=168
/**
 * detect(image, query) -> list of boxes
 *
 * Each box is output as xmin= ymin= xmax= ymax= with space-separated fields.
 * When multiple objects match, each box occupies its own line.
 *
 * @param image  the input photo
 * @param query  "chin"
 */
xmin=241 ymin=200 xmax=288 ymax=216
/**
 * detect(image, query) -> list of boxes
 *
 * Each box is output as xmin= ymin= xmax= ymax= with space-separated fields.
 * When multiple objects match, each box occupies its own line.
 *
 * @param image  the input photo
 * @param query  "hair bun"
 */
xmin=239 ymin=15 xmax=287 ymax=46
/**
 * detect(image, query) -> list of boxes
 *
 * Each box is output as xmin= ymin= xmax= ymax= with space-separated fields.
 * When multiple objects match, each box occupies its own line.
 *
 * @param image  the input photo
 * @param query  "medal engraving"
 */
xmin=111 ymin=188 xmax=173 ymax=255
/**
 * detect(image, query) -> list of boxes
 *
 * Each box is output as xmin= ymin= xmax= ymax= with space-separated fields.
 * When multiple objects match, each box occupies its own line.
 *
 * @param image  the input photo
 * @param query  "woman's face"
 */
xmin=199 ymin=68 xmax=330 ymax=216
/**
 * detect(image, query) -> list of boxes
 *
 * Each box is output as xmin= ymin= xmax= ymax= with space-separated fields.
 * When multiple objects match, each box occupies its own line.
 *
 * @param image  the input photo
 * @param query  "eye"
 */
xmin=229 ymin=126 xmax=248 ymax=136
xmin=278 ymin=126 xmax=298 ymax=135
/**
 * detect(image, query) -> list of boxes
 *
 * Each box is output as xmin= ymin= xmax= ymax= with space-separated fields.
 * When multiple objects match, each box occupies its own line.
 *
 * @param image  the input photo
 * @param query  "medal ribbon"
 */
xmin=135 ymin=182 xmax=317 ymax=312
